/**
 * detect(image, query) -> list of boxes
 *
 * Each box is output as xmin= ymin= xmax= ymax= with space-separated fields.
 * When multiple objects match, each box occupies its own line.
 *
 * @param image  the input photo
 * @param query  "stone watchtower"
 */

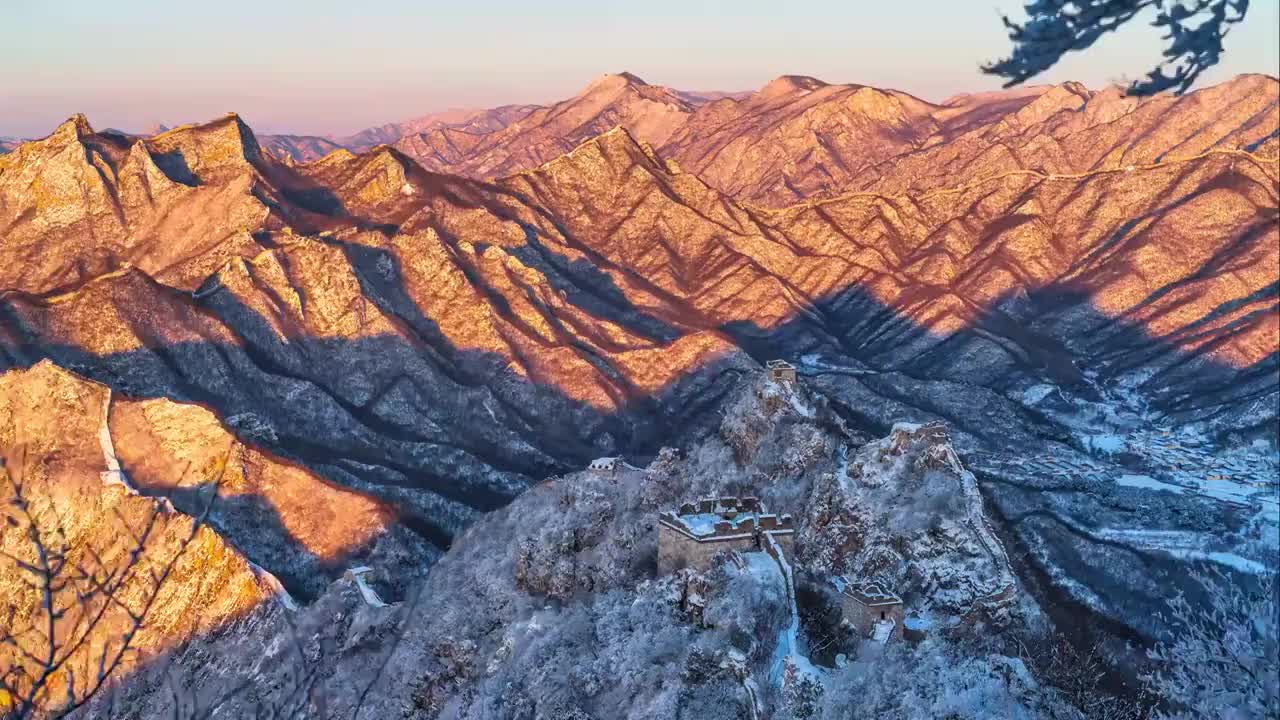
xmin=588 ymin=457 xmax=621 ymax=475
xmin=657 ymin=497 xmax=795 ymax=575
xmin=766 ymin=359 xmax=797 ymax=383
xmin=836 ymin=578 xmax=904 ymax=643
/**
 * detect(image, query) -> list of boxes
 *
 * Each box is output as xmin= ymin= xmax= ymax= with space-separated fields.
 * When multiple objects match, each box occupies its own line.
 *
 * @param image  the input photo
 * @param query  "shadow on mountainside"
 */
xmin=0 ymin=243 xmax=1273 ymax=514
xmin=0 ymin=256 xmax=1274 ymax=716
xmin=0 ymin=243 xmax=1274 ymax=653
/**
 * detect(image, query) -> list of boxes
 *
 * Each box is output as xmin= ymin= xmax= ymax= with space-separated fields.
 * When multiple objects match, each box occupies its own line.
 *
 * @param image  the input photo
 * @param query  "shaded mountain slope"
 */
xmin=3 ymin=112 xmax=1275 ymax=451
xmin=260 ymin=133 xmax=344 ymax=163
xmin=69 ymin=375 xmax=1090 ymax=720
xmin=503 ymin=126 xmax=1278 ymax=422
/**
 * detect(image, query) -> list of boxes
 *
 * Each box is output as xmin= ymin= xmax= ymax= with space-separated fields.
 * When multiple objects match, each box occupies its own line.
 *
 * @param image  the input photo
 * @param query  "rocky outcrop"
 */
xmin=0 ymin=114 xmax=277 ymax=293
xmin=802 ymin=422 xmax=1017 ymax=621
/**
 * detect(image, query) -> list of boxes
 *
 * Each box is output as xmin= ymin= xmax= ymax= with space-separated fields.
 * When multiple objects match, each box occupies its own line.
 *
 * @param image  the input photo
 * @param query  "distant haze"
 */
xmin=3 ymin=0 xmax=1278 ymax=138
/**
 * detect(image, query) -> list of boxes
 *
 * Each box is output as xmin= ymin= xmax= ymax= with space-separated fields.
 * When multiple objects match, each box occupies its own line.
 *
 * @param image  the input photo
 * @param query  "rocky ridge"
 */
xmin=254 ymin=73 xmax=1279 ymax=209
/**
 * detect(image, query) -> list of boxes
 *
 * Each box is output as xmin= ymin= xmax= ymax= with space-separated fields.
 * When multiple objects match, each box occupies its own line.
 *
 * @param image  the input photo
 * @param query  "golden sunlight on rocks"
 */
xmin=108 ymin=397 xmax=396 ymax=563
xmin=0 ymin=363 xmax=281 ymax=709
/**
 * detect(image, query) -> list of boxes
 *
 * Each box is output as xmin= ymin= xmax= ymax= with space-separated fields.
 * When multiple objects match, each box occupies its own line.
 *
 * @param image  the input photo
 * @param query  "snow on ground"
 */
xmin=678 ymin=512 xmax=759 ymax=537
xmin=1081 ymin=434 xmax=1125 ymax=454
xmin=1011 ymin=373 xmax=1279 ymax=531
xmin=1113 ymin=427 xmax=1278 ymax=523
xmin=741 ymin=677 xmax=763 ymax=720
xmin=346 ymin=566 xmax=388 ymax=608
xmin=743 ymin=551 xmax=782 ymax=583
xmin=97 ymin=390 xmax=139 ymax=494
xmin=250 ymin=561 xmax=300 ymax=611
xmin=870 ymin=619 xmax=895 ymax=645
xmin=1020 ymin=383 xmax=1059 ymax=406
xmin=1165 ymin=550 xmax=1269 ymax=574
xmin=796 ymin=353 xmax=872 ymax=373
xmin=1116 ymin=474 xmax=1183 ymax=494
xmin=903 ymin=616 xmax=931 ymax=632
xmin=742 ymin=535 xmax=821 ymax=691
xmin=1082 ymin=527 xmax=1272 ymax=574
xmin=787 ymin=390 xmax=815 ymax=418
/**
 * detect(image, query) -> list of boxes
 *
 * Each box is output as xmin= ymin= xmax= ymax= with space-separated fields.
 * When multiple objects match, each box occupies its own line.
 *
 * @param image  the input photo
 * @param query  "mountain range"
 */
xmin=248 ymin=72 xmax=1279 ymax=206
xmin=0 ymin=71 xmax=1276 ymax=718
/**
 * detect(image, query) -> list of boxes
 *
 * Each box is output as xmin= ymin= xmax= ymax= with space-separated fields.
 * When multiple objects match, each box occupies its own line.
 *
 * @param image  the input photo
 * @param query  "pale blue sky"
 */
xmin=2 ymin=0 xmax=1277 ymax=137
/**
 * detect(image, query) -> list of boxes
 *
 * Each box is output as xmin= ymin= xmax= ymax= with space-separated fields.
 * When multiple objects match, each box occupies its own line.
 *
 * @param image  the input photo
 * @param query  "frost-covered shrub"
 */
xmin=101 ymin=376 xmax=1062 ymax=720
xmin=886 ymin=468 xmax=965 ymax=536
xmin=702 ymin=562 xmax=789 ymax=665
xmin=817 ymin=643 xmax=1076 ymax=719
xmin=1144 ymin=568 xmax=1278 ymax=719
xmin=782 ymin=658 xmax=824 ymax=719
xmin=411 ymin=636 xmax=479 ymax=714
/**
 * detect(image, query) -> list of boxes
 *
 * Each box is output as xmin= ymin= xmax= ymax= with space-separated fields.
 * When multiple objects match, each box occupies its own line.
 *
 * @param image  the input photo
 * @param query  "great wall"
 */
xmin=651 ymin=369 xmax=1021 ymax=665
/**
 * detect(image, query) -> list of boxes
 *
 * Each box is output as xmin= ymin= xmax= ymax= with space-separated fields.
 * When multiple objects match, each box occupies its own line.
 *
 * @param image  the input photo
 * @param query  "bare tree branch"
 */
xmin=982 ymin=0 xmax=1251 ymax=95
xmin=0 ymin=448 xmax=217 ymax=719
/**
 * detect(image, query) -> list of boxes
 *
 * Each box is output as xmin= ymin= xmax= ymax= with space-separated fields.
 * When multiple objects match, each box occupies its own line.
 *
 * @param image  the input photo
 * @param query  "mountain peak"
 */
xmin=47 ymin=113 xmax=94 ymax=144
xmin=581 ymin=72 xmax=650 ymax=94
xmin=526 ymin=125 xmax=665 ymax=180
xmin=144 ymin=113 xmax=263 ymax=179
xmin=572 ymin=124 xmax=645 ymax=155
xmin=759 ymin=75 xmax=828 ymax=98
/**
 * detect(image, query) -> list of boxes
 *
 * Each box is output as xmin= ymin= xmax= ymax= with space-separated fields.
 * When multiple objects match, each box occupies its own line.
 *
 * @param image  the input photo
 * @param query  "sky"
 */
xmin=2 ymin=0 xmax=1277 ymax=138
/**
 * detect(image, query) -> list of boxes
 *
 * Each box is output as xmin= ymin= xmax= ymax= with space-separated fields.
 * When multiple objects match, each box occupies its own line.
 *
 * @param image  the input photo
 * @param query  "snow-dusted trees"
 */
xmin=814 ymin=642 xmax=1071 ymax=719
xmin=1144 ymin=568 xmax=1279 ymax=719
xmin=984 ymin=1 xmax=1252 ymax=94
xmin=1011 ymin=631 xmax=1148 ymax=720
